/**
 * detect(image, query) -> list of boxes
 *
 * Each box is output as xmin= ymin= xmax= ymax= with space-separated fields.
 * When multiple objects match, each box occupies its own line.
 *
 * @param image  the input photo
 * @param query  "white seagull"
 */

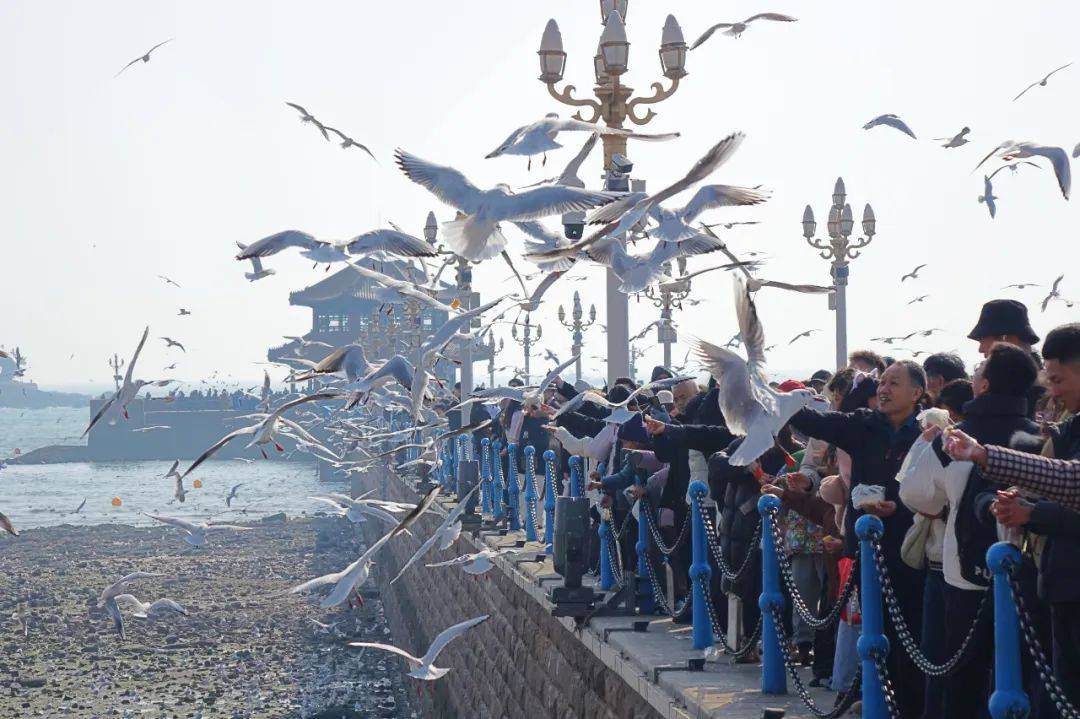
xmin=225 ymin=483 xmax=244 ymax=508
xmin=235 ymin=242 xmax=276 ymax=281
xmin=692 ymin=277 xmax=825 ymax=466
xmin=116 ymin=40 xmax=173 ymax=77
xmin=974 ymin=141 xmax=1071 ymax=200
xmin=288 ymin=526 xmax=397 ymax=607
xmin=1042 ymin=274 xmax=1066 ymax=311
xmin=395 ymin=148 xmax=618 ymax=262
xmin=934 ymin=126 xmax=971 ymax=148
xmin=390 ymin=484 xmax=480 ymax=584
xmin=291 ymin=344 xmax=372 ymax=384
xmin=1013 ymin=63 xmax=1073 ymax=102
xmin=113 ymin=594 xmax=188 ymax=619
xmin=486 ymin=113 xmax=677 ymax=169
xmin=863 ymin=114 xmax=917 ymax=139
xmin=143 ymin=513 xmax=252 ymax=547
xmin=691 ymin=13 xmax=797 ymax=47
xmin=348 ymin=615 xmax=489 ymax=680
xmin=83 ymin=327 xmax=173 ymax=436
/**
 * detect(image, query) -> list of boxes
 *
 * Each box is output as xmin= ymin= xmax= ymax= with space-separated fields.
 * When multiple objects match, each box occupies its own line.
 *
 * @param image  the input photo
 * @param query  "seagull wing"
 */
xmin=142 ymin=512 xmax=200 ymax=534
xmin=389 ymin=530 xmax=443 ymax=584
xmin=865 ymin=114 xmax=917 ymax=139
xmin=485 ymin=124 xmax=529 ymax=159
xmin=558 ymin=133 xmax=599 ymax=184
xmin=82 ymin=393 xmax=118 ymax=438
xmin=679 ymin=184 xmax=771 ymax=224
xmin=422 ymin=615 xmax=489 ymax=665
xmin=104 ymin=597 xmax=125 ymax=639
xmin=757 ymin=279 xmax=834 ymax=294
xmin=522 ymin=270 xmax=566 ymax=311
xmin=744 ymin=13 xmax=798 ymax=23
xmin=236 ymin=230 xmax=321 ymax=259
xmin=285 ymin=102 xmax=311 ymax=117
xmin=690 ymin=23 xmax=734 ymax=51
xmin=537 ymin=355 xmax=579 ymax=396
xmin=180 ymin=425 xmax=258 ymax=479
xmin=491 ymin=185 xmax=616 ymax=222
xmin=1021 ymin=143 xmax=1071 ymax=199
xmin=347 ymin=642 xmax=422 ymax=668
xmin=146 ymin=38 xmax=173 ymax=55
xmin=124 ymin=326 xmax=150 ymax=387
xmin=346 ymin=229 xmax=437 ymax=258
xmin=395 ymin=150 xmax=484 ymax=213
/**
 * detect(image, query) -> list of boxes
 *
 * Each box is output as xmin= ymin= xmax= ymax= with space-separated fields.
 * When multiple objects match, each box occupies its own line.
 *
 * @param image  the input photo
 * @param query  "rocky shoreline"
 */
xmin=0 ymin=517 xmax=418 ymax=718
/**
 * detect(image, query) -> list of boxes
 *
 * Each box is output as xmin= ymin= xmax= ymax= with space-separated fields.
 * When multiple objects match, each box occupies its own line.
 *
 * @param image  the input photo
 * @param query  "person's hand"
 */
xmin=785 ymin=473 xmax=812 ymax=492
xmin=943 ymin=428 xmax=988 ymax=467
xmin=586 ymin=480 xmax=604 ymax=491
xmin=823 ymin=536 xmax=844 ymax=554
xmin=992 ymin=490 xmax=1034 ymax=529
xmin=864 ymin=500 xmax=897 ymax=518
xmin=760 ymin=483 xmax=785 ymax=499
xmin=588 ymin=470 xmax=600 ymax=481
xmin=921 ymin=425 xmax=942 ymax=442
xmin=627 ymin=485 xmax=646 ymax=500
xmin=643 ymin=415 xmax=666 ymax=436
xmin=538 ymin=403 xmax=556 ymax=418
xmin=541 ymin=424 xmax=558 ymax=433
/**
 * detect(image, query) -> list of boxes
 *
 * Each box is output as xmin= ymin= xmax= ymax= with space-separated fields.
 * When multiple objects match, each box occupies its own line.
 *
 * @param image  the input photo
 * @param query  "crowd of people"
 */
xmin=471 ymin=298 xmax=1080 ymax=719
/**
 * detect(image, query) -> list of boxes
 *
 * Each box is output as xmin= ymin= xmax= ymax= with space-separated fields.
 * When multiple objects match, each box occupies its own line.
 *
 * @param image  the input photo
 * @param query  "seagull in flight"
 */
xmin=143 ymin=513 xmax=252 ymax=548
xmin=901 ymin=264 xmax=927 ymax=282
xmin=323 ymin=126 xmax=377 ymax=161
xmin=97 ymin=571 xmax=166 ymax=639
xmin=519 ymin=132 xmax=599 ymax=189
xmin=291 ymin=344 xmax=372 ymax=383
xmin=426 ymin=548 xmax=524 ymax=576
xmin=1013 ymin=63 xmax=1073 ymax=102
xmin=288 ymin=526 xmax=398 ymax=607
xmin=158 ymin=275 xmax=181 ymax=288
xmin=974 ymin=141 xmax=1071 ymax=200
xmin=164 ymin=461 xmax=185 ymax=503
xmin=161 ymin=337 xmax=186 ymax=353
xmin=0 ymin=511 xmax=17 ymax=537
xmin=690 ymin=13 xmax=797 ymax=47
xmin=348 ymin=615 xmax=489 ymax=681
xmin=907 ymin=295 xmax=929 ymax=305
xmin=863 ymin=114 xmax=917 ymax=139
xmin=116 ymin=40 xmax=173 ymax=77
xmin=390 ymin=485 xmax=480 ymax=584
xmin=225 ymin=483 xmax=245 ymax=508
xmin=285 ymin=102 xmax=330 ymax=141
xmin=692 ymin=277 xmax=825 ymax=466
xmin=486 ymin=113 xmax=676 ymax=169
xmin=178 ymin=308 xmax=191 ymax=316
xmin=83 ymin=327 xmax=173 ymax=435
xmin=789 ymin=329 xmax=820 ymax=345
xmin=1042 ymin=275 xmax=1066 ymax=311
xmin=933 ymin=127 xmax=971 ymax=148
xmin=1003 ymin=282 xmax=1040 ymax=290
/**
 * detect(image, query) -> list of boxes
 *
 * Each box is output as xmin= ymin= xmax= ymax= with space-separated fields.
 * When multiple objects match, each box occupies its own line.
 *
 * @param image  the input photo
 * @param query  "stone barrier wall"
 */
xmin=356 ymin=468 xmax=662 ymax=719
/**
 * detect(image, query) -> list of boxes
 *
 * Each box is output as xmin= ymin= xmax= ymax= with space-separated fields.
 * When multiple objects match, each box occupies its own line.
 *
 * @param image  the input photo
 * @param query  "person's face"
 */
xmin=876 ymin=364 xmax=921 ymax=418
xmin=925 ymin=374 xmax=945 ymax=402
xmin=672 ymin=381 xmax=695 ymax=412
xmin=977 ymin=335 xmax=1026 ymax=357
xmin=972 ymin=364 xmax=989 ymax=398
xmin=1044 ymin=359 xmax=1080 ymax=413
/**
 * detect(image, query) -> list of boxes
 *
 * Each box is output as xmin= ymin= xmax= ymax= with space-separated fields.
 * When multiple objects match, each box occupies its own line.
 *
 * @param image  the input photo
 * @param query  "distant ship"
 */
xmin=0 ymin=355 xmax=85 ymax=409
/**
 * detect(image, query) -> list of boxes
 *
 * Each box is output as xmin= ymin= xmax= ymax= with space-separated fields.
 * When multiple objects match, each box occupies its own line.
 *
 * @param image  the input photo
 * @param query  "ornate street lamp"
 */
xmin=510 ymin=315 xmax=542 ymax=385
xmin=643 ymin=261 xmax=691 ymax=367
xmin=557 ymin=291 xmax=598 ymax=381
xmin=802 ymin=178 xmax=879 ymax=370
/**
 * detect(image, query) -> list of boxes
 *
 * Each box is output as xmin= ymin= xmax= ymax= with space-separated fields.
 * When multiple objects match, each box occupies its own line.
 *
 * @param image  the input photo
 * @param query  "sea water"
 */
xmin=0 ymin=407 xmax=340 ymax=529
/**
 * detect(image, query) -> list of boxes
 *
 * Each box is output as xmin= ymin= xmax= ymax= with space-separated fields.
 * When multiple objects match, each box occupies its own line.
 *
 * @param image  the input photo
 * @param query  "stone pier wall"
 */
xmin=356 ymin=468 xmax=662 ymax=719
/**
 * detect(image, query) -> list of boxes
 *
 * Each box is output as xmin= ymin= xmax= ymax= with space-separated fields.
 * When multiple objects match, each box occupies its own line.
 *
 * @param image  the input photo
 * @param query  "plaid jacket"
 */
xmin=984 ymin=445 xmax=1080 ymax=512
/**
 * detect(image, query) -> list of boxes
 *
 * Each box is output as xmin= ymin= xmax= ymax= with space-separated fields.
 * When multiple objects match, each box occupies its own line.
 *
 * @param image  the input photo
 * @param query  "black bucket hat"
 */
xmin=967 ymin=299 xmax=1040 ymax=345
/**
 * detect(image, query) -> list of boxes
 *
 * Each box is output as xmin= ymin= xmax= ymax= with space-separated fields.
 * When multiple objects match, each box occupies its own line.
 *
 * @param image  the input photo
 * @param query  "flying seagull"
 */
xmin=291 ymin=344 xmax=372 ymax=384
xmin=390 ymin=485 xmax=480 ymax=584
xmin=1003 ymin=282 xmax=1040 ymax=290
xmin=178 ymin=308 xmax=191 ymax=316
xmin=113 ymin=594 xmax=188 ymax=619
xmin=788 ymin=329 xmax=821 ymax=345
xmin=979 ymin=173 xmax=999 ymax=219
xmin=426 ymin=548 xmax=524 ymax=576
xmin=933 ymin=127 xmax=971 ymax=148
xmin=324 ymin=126 xmax=377 ymax=161
xmin=692 ymin=277 xmax=825 ymax=466
xmin=974 ymin=141 xmax=1071 ymax=200
xmin=116 ymin=40 xmax=173 ymax=77
xmin=143 ymin=513 xmax=252 ymax=547
xmin=288 ymin=526 xmax=397 ymax=607
xmin=0 ymin=511 xmax=17 ymax=537
xmin=907 ymin=295 xmax=929 ymax=305
xmin=235 ymin=242 xmax=276 ymax=281
xmin=83 ymin=327 xmax=173 ymax=436
xmin=1013 ymin=63 xmax=1073 ymax=102
xmin=863 ymin=114 xmax=917 ymax=139
xmin=901 ymin=264 xmax=927 ymax=282
xmin=486 ymin=113 xmax=677 ymax=168
xmin=158 ymin=275 xmax=181 ymax=288
xmin=285 ymin=102 xmax=330 ymax=141
xmin=394 ymin=148 xmax=617 ymax=262
xmin=690 ymin=13 xmax=797 ymax=47
xmin=164 ymin=461 xmax=185 ymax=503
xmin=225 ymin=483 xmax=245 ymax=507
xmin=1042 ymin=275 xmax=1066 ymax=311
xmin=161 ymin=337 xmax=186 ymax=353
xmin=348 ymin=615 xmax=489 ymax=681
xmin=97 ymin=571 xmax=167 ymax=640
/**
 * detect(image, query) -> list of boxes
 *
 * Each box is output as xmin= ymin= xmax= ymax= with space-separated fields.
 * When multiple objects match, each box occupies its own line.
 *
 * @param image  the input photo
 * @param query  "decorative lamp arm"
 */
xmin=625 ymin=76 xmax=680 ymax=125
xmin=546 ymin=82 xmax=603 ymax=124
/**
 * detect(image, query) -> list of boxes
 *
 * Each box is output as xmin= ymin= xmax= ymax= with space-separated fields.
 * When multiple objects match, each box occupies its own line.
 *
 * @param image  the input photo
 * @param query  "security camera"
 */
xmin=610 ymin=153 xmax=633 ymax=174
xmin=562 ymin=210 xmax=585 ymax=240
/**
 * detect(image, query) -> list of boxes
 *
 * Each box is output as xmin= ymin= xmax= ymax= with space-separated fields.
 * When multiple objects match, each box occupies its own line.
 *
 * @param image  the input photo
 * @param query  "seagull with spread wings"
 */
xmin=288 ymin=526 xmax=398 ymax=607
xmin=390 ymin=485 xmax=480 ymax=584
xmin=348 ymin=615 xmax=489 ymax=680
xmin=323 ymin=126 xmax=377 ymax=160
xmin=143 ymin=513 xmax=252 ymax=548
xmin=789 ymin=329 xmax=821 ymax=345
xmin=395 ymin=149 xmax=618 ymax=262
xmin=116 ymin=40 xmax=173 ymax=77
xmin=692 ymin=277 xmax=825 ymax=466
xmin=933 ymin=127 xmax=971 ymax=148
xmin=486 ymin=113 xmax=677 ymax=169
xmin=1042 ymin=275 xmax=1066 ymax=311
xmin=974 ymin=141 xmax=1071 ymax=200
xmin=291 ymin=345 xmax=372 ymax=384
xmin=901 ymin=264 xmax=927 ymax=282
xmin=83 ymin=327 xmax=173 ymax=436
xmin=1013 ymin=62 xmax=1073 ymax=102
xmin=863 ymin=114 xmax=917 ymax=139
xmin=285 ymin=102 xmax=330 ymax=141
xmin=690 ymin=13 xmax=797 ymax=47
xmin=161 ymin=336 xmax=186 ymax=353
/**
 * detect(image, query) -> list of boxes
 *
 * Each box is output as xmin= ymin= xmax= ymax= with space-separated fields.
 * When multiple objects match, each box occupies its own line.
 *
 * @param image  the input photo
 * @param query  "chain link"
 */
xmin=765 ymin=507 xmax=855 ymax=631
xmin=1009 ymin=572 xmax=1080 ymax=718
xmin=639 ymin=498 xmax=690 ymax=556
xmin=700 ymin=576 xmax=761 ymax=659
xmin=768 ymin=605 xmax=864 ymax=718
xmin=872 ymin=653 xmax=902 ymax=719
xmin=870 ymin=537 xmax=990 ymax=676
xmin=701 ymin=510 xmax=760 ymax=582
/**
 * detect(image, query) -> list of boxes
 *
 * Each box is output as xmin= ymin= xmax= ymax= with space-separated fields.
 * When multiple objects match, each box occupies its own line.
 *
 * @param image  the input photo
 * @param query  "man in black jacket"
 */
xmin=789 ymin=360 xmax=927 ymax=719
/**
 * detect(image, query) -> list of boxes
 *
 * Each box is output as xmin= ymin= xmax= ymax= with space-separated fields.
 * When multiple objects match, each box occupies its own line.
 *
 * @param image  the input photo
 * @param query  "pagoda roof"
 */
xmin=289 ymin=258 xmax=439 ymax=307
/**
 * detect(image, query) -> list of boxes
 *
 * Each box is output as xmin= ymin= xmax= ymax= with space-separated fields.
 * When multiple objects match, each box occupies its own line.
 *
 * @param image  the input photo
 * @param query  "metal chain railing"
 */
xmin=1009 ymin=572 xmax=1080 ymax=719
xmin=765 ymin=507 xmax=856 ymax=631
xmin=872 ymin=653 xmax=902 ymax=719
xmin=525 ymin=469 xmax=542 ymax=539
xmin=702 ymin=579 xmax=761 ymax=659
xmin=768 ymin=604 xmax=864 ymax=718
xmin=639 ymin=498 xmax=690 ymax=556
xmin=871 ymin=537 xmax=991 ymax=676
xmin=701 ymin=511 xmax=760 ymax=582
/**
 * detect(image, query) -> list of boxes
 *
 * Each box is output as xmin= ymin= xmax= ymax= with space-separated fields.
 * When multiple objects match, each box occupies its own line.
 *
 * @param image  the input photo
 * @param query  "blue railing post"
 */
xmin=987 ymin=542 xmax=1031 ymax=719
xmin=480 ymin=437 xmax=493 ymax=515
xmin=568 ymin=456 xmax=583 ymax=497
xmin=506 ymin=443 xmax=520 ymax=531
xmin=855 ymin=514 xmax=889 ymax=719
xmin=542 ymin=450 xmax=558 ymax=554
xmin=523 ymin=445 xmax=538 ymax=542
xmin=491 ymin=440 xmax=505 ymax=523
xmin=689 ymin=480 xmax=712 ymax=647
xmin=636 ymin=473 xmax=656 ymax=614
xmin=758 ymin=495 xmax=787 ymax=693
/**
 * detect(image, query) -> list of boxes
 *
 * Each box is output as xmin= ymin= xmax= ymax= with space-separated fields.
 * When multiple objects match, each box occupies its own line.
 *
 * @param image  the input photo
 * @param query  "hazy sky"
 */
xmin=2 ymin=1 xmax=1078 ymax=392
